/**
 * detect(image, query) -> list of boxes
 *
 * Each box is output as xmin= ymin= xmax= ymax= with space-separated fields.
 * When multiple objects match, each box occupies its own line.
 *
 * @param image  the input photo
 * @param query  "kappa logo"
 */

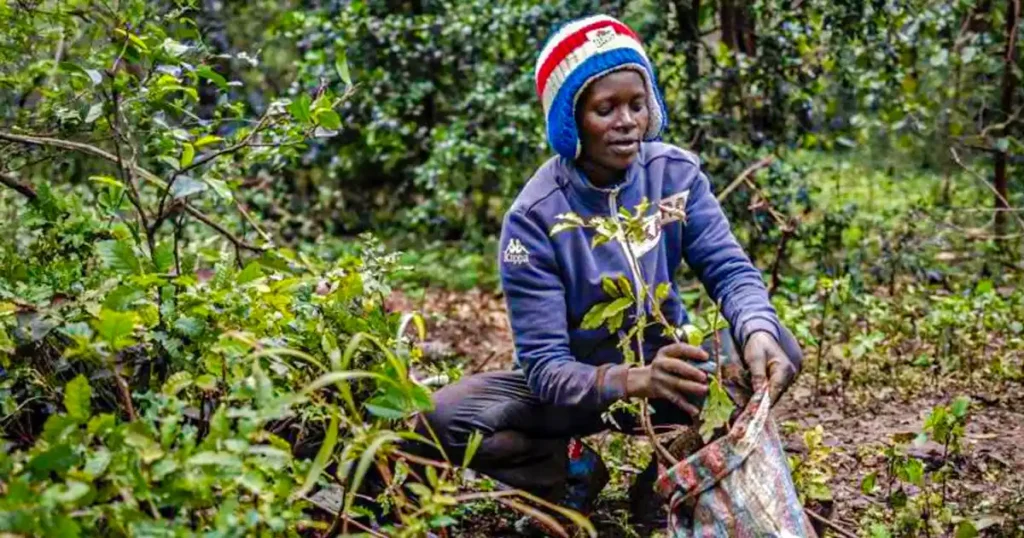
xmin=586 ymin=27 xmax=616 ymax=48
xmin=503 ymin=238 xmax=530 ymax=266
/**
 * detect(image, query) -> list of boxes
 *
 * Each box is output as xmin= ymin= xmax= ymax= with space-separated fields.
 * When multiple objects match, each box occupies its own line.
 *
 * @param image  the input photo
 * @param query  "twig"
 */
xmin=0 ymin=131 xmax=266 ymax=252
xmin=950 ymin=147 xmax=1024 ymax=231
xmin=0 ymin=171 xmax=38 ymax=200
xmin=804 ymin=507 xmax=858 ymax=538
xmin=235 ymin=199 xmax=273 ymax=243
xmin=716 ymin=156 xmax=775 ymax=203
xmin=183 ymin=204 xmax=265 ymax=252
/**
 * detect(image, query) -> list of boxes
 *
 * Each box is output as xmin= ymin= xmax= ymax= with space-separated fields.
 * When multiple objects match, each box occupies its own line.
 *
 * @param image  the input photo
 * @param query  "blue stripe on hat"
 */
xmin=546 ymin=47 xmax=669 ymax=161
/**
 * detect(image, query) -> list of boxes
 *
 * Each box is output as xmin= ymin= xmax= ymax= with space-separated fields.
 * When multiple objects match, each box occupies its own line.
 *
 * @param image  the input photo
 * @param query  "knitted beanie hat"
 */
xmin=535 ymin=15 xmax=668 ymax=161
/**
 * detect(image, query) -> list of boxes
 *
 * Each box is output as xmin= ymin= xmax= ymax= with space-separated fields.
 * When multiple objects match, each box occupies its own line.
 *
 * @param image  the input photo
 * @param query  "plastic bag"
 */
xmin=655 ymin=386 xmax=817 ymax=537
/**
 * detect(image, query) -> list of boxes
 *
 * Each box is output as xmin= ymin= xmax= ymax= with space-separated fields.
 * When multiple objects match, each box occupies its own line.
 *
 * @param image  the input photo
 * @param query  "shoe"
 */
xmin=563 ymin=438 xmax=610 ymax=512
xmin=513 ymin=438 xmax=609 ymax=536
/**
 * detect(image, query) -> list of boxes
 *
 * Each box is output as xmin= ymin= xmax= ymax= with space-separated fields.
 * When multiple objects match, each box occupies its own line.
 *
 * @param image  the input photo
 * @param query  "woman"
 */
xmin=420 ymin=14 xmax=802 ymax=521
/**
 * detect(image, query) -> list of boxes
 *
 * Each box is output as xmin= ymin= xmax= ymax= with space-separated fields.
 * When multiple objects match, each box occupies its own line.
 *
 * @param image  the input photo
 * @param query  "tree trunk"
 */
xmin=672 ymin=0 xmax=703 ymax=147
xmin=994 ymin=0 xmax=1019 ymax=239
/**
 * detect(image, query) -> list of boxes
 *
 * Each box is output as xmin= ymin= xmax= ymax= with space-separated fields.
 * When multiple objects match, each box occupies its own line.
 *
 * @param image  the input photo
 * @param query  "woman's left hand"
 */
xmin=743 ymin=331 xmax=800 ymax=405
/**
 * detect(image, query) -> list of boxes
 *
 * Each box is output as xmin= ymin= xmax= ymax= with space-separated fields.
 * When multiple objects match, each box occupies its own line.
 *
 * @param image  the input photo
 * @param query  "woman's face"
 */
xmin=576 ymin=69 xmax=649 ymax=175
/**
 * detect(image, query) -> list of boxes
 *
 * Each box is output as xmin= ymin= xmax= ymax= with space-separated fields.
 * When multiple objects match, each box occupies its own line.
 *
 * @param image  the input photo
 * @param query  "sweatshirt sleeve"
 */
xmin=679 ymin=167 xmax=782 ymax=348
xmin=499 ymin=209 xmax=629 ymax=409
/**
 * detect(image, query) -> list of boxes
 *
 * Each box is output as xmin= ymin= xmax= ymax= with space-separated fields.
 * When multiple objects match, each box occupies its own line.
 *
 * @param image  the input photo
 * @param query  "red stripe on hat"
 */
xmin=535 ymin=20 xmax=641 ymax=99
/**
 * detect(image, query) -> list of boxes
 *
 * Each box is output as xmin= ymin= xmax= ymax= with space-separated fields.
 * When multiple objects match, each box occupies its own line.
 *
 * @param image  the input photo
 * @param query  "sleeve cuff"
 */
xmin=596 ymin=363 xmax=631 ymax=407
xmin=737 ymin=317 xmax=782 ymax=349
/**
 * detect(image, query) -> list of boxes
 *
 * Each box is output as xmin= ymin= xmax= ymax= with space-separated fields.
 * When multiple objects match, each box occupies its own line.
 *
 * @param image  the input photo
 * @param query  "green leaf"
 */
xmin=60 ymin=62 xmax=102 ymax=86
xmin=365 ymin=396 xmax=407 ymax=420
xmin=162 ymin=371 xmax=193 ymax=396
xmin=42 ymin=480 xmax=90 ymax=505
xmin=96 ymin=240 xmax=141 ymax=275
xmin=181 ymin=143 xmax=195 ymax=168
xmin=95 ymin=309 xmax=136 ymax=350
xmin=293 ymin=411 xmax=339 ymax=500
xmin=549 ymin=222 xmax=580 ymax=236
xmin=87 ymin=414 xmax=116 ymax=437
xmin=699 ymin=376 xmax=735 ymax=442
xmin=462 ymin=430 xmax=484 ymax=468
xmin=616 ymin=275 xmax=634 ymax=299
xmin=204 ymin=178 xmax=232 ymax=200
xmin=64 ymin=375 xmax=92 ymax=422
xmin=903 ymin=458 xmax=924 ymax=486
xmin=85 ymin=103 xmax=103 ymax=123
xmin=316 ymin=109 xmax=342 ymax=130
xmin=955 ymin=521 xmax=979 ymax=538
xmin=683 ymin=324 xmax=704 ymax=347
xmin=82 ymin=448 xmax=111 ymax=480
xmin=188 ymin=451 xmax=243 ymax=468
xmin=154 ymin=242 xmax=175 ymax=273
xmin=174 ymin=315 xmax=206 ymax=338
xmin=288 ymin=94 xmax=312 ymax=123
xmin=103 ymin=285 xmax=143 ymax=311
xmin=861 ymin=471 xmax=877 ymax=494
xmin=654 ymin=282 xmax=672 ymax=303
xmin=869 ymin=523 xmax=892 ymax=538
xmin=236 ymin=261 xmax=264 ymax=285
xmin=335 ymin=49 xmax=352 ymax=87
xmin=580 ymin=302 xmax=608 ymax=330
xmin=602 ymin=297 xmax=633 ymax=319
xmin=196 ymin=65 xmax=227 ymax=89
xmin=601 ymin=277 xmax=620 ymax=298
xmin=194 ymin=135 xmax=223 ymax=148
xmin=607 ymin=311 xmax=625 ymax=332
xmin=171 ymin=177 xmax=207 ymax=199
xmin=951 ymin=396 xmax=970 ymax=419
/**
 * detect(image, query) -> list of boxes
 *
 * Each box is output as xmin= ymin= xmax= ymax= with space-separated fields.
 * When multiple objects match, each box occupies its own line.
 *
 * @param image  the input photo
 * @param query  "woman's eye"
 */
xmin=631 ymin=101 xmax=645 ymax=113
xmin=596 ymin=107 xmax=613 ymax=116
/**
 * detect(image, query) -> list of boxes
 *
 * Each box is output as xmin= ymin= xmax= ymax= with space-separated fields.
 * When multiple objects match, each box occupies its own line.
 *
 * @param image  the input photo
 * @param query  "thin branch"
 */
xmin=183 ymin=204 xmax=266 ymax=252
xmin=950 ymin=147 xmax=1024 ymax=231
xmin=0 ymin=131 xmax=165 ymax=186
xmin=0 ymin=131 xmax=266 ymax=251
xmin=235 ymin=199 xmax=273 ymax=243
xmin=716 ymin=156 xmax=775 ymax=203
xmin=0 ymin=171 xmax=38 ymax=200
xmin=804 ymin=508 xmax=858 ymax=538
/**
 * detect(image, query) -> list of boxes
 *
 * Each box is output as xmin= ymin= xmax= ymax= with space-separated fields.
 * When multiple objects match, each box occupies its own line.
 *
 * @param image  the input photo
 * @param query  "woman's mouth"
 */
xmin=608 ymin=140 xmax=639 ymax=156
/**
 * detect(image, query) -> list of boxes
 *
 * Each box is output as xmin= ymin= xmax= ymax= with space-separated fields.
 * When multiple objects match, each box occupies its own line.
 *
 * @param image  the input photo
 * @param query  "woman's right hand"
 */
xmin=625 ymin=342 xmax=710 ymax=418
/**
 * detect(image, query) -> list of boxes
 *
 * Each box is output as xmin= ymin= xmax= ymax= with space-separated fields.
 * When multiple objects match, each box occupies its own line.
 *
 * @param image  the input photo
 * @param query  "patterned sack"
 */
xmin=655 ymin=386 xmax=818 ymax=538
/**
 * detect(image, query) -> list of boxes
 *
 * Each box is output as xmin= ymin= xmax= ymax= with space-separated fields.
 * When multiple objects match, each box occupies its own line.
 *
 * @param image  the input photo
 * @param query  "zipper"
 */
xmin=608 ymin=189 xmax=645 ymax=320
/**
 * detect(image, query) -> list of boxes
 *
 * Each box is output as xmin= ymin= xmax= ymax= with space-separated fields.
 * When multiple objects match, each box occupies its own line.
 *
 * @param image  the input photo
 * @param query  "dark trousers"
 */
xmin=416 ymin=328 xmax=802 ymax=499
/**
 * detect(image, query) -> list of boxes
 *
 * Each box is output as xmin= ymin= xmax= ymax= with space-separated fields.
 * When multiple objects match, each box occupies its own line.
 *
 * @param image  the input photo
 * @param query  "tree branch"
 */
xmin=183 ymin=203 xmax=266 ymax=252
xmin=0 ymin=171 xmax=38 ymax=200
xmin=0 ymin=131 xmax=267 ymax=251
xmin=950 ymin=147 xmax=1024 ymax=231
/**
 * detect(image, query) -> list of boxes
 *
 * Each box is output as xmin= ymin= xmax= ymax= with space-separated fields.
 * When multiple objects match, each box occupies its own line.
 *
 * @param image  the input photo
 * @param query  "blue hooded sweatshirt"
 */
xmin=498 ymin=142 xmax=781 ymax=411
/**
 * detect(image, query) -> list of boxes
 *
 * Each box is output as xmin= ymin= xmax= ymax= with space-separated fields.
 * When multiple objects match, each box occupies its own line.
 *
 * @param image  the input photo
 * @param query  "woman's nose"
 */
xmin=615 ymin=107 xmax=637 ymax=130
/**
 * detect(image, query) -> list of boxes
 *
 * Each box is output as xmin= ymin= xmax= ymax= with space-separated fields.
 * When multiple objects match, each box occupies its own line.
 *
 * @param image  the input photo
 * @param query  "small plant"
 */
xmin=551 ymin=200 xmax=738 ymax=462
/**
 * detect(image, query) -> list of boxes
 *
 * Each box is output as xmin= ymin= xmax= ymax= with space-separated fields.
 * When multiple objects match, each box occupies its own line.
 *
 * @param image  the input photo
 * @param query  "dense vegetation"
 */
xmin=0 ymin=0 xmax=1021 ymax=536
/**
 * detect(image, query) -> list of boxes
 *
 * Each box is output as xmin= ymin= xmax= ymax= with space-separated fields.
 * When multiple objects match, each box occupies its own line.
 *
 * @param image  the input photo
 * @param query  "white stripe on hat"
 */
xmin=540 ymin=36 xmax=649 ymax=114
xmin=534 ymin=15 xmax=618 ymax=79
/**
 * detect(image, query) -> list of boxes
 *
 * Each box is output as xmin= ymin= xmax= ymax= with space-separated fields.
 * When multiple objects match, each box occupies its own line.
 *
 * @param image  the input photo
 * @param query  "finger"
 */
xmin=659 ymin=342 xmax=710 ymax=362
xmin=746 ymin=351 xmax=767 ymax=392
xmin=660 ymin=390 xmax=701 ymax=419
xmin=657 ymin=357 xmax=709 ymax=383
xmin=768 ymin=361 xmax=795 ymax=405
xmin=669 ymin=378 xmax=709 ymax=400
